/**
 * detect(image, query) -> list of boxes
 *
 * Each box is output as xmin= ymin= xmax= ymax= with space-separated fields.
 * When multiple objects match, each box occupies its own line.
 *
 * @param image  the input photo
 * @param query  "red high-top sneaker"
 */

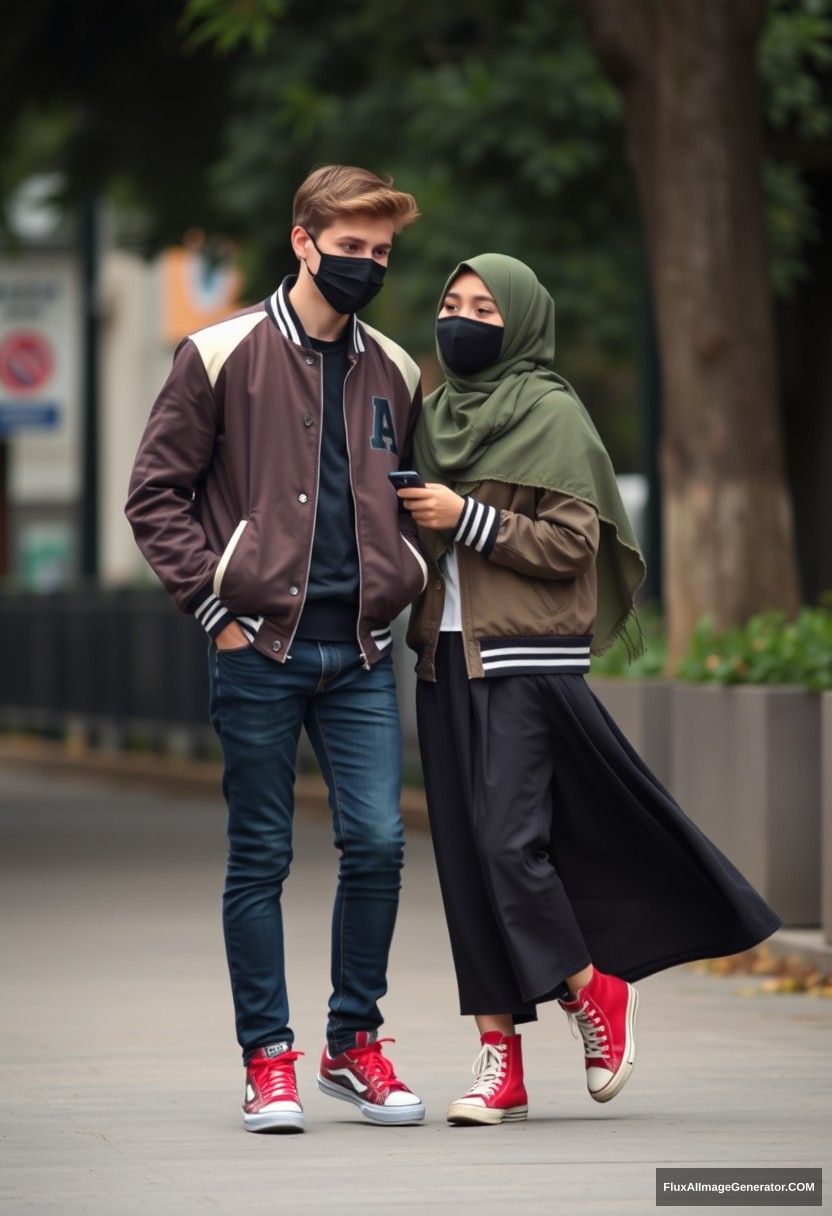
xmin=243 ymin=1043 xmax=304 ymax=1133
xmin=447 ymin=1032 xmax=528 ymax=1126
xmin=317 ymin=1031 xmax=425 ymax=1125
xmin=559 ymin=967 xmax=638 ymax=1103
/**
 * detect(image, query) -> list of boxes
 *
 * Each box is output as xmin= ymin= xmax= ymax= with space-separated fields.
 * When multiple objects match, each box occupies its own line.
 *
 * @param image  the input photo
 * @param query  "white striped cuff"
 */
xmin=190 ymin=586 xmax=235 ymax=640
xmin=453 ymin=496 xmax=500 ymax=555
xmin=370 ymin=626 xmax=393 ymax=653
xmin=236 ymin=615 xmax=265 ymax=643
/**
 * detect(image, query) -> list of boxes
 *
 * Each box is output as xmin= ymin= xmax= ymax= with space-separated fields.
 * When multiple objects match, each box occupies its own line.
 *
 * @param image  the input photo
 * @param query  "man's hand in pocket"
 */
xmin=215 ymin=621 xmax=250 ymax=651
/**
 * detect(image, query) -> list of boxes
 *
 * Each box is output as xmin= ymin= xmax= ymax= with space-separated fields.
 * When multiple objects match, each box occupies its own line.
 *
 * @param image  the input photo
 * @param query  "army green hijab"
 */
xmin=413 ymin=252 xmax=646 ymax=657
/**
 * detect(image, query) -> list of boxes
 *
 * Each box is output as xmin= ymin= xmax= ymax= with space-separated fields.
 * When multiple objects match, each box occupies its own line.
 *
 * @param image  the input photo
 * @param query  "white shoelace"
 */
xmin=468 ymin=1042 xmax=507 ymax=1098
xmin=568 ymin=1001 xmax=609 ymax=1060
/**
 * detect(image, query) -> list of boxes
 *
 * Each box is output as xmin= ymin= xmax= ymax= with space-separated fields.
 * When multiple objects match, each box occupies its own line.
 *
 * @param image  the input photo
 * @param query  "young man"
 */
xmin=126 ymin=165 xmax=427 ymax=1133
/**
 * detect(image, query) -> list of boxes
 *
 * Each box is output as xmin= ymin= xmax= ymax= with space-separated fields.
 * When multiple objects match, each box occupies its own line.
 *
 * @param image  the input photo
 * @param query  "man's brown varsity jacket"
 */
xmin=125 ymin=279 xmax=427 ymax=668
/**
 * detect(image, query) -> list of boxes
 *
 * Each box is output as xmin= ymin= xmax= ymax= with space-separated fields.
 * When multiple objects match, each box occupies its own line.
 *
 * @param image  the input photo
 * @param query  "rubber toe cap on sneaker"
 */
xmin=452 ymin=1095 xmax=487 ymax=1109
xmin=586 ymin=1066 xmax=614 ymax=1093
xmin=383 ymin=1090 xmax=423 ymax=1107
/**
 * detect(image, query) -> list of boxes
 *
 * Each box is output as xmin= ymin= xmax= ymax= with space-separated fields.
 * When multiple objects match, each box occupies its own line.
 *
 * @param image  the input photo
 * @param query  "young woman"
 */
xmin=398 ymin=253 xmax=782 ymax=1127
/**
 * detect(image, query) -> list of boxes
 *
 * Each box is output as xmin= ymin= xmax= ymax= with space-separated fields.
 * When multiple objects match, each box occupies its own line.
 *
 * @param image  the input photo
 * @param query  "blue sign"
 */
xmin=0 ymin=401 xmax=61 ymax=434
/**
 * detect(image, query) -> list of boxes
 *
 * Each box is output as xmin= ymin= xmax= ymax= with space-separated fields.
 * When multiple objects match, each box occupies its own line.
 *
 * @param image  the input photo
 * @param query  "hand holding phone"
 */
xmin=387 ymin=470 xmax=426 ymax=490
xmin=390 ymin=475 xmax=466 ymax=530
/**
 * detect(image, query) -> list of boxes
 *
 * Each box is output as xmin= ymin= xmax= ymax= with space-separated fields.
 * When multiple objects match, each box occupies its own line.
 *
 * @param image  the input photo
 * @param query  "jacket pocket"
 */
xmin=528 ymin=577 xmax=568 ymax=621
xmin=213 ymin=519 xmax=249 ymax=599
xmin=400 ymin=533 xmax=429 ymax=596
xmin=377 ymin=533 xmax=429 ymax=625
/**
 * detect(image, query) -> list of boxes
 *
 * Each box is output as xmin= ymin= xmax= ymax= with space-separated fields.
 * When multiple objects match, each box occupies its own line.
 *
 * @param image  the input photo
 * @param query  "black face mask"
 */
xmin=306 ymin=234 xmax=387 ymax=315
xmin=437 ymin=315 xmax=504 ymax=376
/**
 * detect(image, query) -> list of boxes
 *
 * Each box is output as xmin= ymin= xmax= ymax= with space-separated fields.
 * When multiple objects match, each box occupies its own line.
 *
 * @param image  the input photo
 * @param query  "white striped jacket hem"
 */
xmin=478 ymin=635 xmax=592 ymax=677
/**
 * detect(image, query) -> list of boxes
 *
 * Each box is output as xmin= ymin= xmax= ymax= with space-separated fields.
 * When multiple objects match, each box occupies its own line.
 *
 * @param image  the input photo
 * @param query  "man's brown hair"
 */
xmin=293 ymin=165 xmax=420 ymax=237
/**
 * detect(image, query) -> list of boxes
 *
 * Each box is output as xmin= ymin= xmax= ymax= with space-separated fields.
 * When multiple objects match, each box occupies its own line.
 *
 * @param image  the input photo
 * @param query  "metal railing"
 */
xmin=0 ymin=588 xmax=420 ymax=768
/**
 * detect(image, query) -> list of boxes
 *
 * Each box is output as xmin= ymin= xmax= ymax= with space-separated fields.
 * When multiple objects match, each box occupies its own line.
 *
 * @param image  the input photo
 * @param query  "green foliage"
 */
xmin=591 ymin=603 xmax=832 ymax=690
xmin=0 ymin=0 xmax=237 ymax=248
xmin=181 ymin=0 xmax=287 ymax=55
xmin=677 ymin=606 xmax=832 ymax=691
xmin=758 ymin=0 xmax=832 ymax=296
xmin=1 ymin=0 xmax=830 ymax=408
xmin=3 ymin=0 xmax=830 ymax=343
xmin=760 ymin=0 xmax=832 ymax=139
xmin=764 ymin=159 xmax=819 ymax=293
xmin=208 ymin=1 xmax=641 ymax=368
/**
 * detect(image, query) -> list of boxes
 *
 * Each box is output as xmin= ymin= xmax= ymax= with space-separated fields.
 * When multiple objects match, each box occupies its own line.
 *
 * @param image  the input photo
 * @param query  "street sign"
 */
xmin=0 ymin=255 xmax=81 ymax=502
xmin=0 ymin=266 xmax=73 ymax=436
xmin=0 ymin=327 xmax=60 ymax=433
xmin=0 ymin=329 xmax=55 ymax=392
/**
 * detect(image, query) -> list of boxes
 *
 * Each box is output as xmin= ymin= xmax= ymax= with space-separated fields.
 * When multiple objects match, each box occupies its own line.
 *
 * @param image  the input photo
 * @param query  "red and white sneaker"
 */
xmin=243 ymin=1043 xmax=304 ymax=1133
xmin=558 ymin=967 xmax=638 ymax=1103
xmin=447 ymin=1031 xmax=528 ymax=1126
xmin=317 ymin=1031 xmax=425 ymax=1125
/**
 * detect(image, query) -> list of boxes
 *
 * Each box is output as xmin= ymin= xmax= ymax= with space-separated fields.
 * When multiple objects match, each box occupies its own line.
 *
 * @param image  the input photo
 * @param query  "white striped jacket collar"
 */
xmin=266 ymin=276 xmax=366 ymax=354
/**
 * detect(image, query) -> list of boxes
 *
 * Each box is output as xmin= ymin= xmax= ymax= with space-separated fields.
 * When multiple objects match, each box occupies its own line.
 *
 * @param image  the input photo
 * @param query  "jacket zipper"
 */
xmin=283 ymin=353 xmax=325 ymax=661
xmin=341 ymin=357 xmax=369 ymax=668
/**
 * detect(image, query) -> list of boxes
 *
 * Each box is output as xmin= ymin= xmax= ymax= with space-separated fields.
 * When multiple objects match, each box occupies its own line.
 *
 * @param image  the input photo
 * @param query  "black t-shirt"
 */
xmin=294 ymin=331 xmax=360 ymax=642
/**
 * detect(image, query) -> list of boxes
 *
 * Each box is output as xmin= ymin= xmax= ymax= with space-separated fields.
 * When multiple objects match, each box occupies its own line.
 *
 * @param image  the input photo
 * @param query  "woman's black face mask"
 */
xmin=437 ymin=315 xmax=504 ymax=376
xmin=307 ymin=234 xmax=387 ymax=315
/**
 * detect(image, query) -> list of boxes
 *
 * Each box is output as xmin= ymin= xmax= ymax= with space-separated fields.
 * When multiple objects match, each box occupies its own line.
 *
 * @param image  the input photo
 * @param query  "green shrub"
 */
xmin=677 ymin=606 xmax=832 ymax=691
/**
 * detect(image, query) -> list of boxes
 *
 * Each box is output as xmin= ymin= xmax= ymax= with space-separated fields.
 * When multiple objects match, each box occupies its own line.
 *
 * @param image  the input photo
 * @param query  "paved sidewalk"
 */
xmin=1 ymin=768 xmax=829 ymax=1216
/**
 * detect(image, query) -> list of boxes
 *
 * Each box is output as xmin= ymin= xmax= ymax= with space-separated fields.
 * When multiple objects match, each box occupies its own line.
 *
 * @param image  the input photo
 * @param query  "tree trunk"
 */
xmin=582 ymin=0 xmax=801 ymax=664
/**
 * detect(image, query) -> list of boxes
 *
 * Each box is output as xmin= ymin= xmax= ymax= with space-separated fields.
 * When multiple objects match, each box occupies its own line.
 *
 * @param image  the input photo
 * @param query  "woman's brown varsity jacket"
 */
xmin=407 ymin=482 xmax=600 ymax=681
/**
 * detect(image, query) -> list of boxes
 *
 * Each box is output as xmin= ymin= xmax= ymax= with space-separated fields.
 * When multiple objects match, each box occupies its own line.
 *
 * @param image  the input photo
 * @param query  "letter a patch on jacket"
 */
xmin=369 ymin=396 xmax=398 ymax=455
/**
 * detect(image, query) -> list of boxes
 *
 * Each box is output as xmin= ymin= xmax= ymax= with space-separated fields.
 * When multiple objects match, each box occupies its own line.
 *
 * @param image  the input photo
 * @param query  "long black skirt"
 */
xmin=416 ymin=633 xmax=782 ymax=1022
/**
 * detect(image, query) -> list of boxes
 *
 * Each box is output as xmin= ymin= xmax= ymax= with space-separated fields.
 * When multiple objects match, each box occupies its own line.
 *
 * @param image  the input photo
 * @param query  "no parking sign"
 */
xmin=0 ymin=329 xmax=55 ymax=393
xmin=0 ymin=255 xmax=81 ymax=511
xmin=0 ymin=268 xmax=69 ymax=435
xmin=0 ymin=329 xmax=60 ymax=432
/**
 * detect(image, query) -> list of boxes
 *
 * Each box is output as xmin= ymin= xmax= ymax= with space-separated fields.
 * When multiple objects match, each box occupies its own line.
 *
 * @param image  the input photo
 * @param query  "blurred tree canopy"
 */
xmin=202 ymin=1 xmax=638 ymax=364
xmin=0 ymin=0 xmax=237 ymax=249
xmin=4 ymin=1 xmax=829 ymax=365
xmin=3 ymin=0 xmax=832 ymax=643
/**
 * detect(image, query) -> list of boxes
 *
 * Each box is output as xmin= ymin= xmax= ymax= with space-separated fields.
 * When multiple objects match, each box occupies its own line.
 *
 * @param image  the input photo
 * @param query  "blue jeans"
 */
xmin=207 ymin=639 xmax=404 ymax=1059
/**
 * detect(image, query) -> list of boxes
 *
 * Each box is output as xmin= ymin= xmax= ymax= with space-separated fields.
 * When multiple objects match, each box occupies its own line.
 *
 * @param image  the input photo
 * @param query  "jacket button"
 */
xmin=303 ymin=413 xmax=314 ymax=427
xmin=289 ymin=585 xmax=299 ymax=596
xmin=433 ymin=579 xmax=442 ymax=591
xmin=305 ymin=355 xmax=315 ymax=366
xmin=298 ymin=492 xmax=308 ymax=504
xmin=272 ymin=640 xmax=282 ymax=652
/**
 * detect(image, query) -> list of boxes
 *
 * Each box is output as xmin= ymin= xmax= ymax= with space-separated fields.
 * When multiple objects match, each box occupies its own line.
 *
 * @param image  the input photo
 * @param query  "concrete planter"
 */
xmin=822 ymin=693 xmax=832 ymax=947
xmin=589 ymin=678 xmax=674 ymax=790
xmin=671 ymin=684 xmax=821 ymax=928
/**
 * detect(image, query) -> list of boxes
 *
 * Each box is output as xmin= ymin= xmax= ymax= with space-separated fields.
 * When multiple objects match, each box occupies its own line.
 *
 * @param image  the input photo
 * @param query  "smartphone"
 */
xmin=387 ymin=470 xmax=426 ymax=490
